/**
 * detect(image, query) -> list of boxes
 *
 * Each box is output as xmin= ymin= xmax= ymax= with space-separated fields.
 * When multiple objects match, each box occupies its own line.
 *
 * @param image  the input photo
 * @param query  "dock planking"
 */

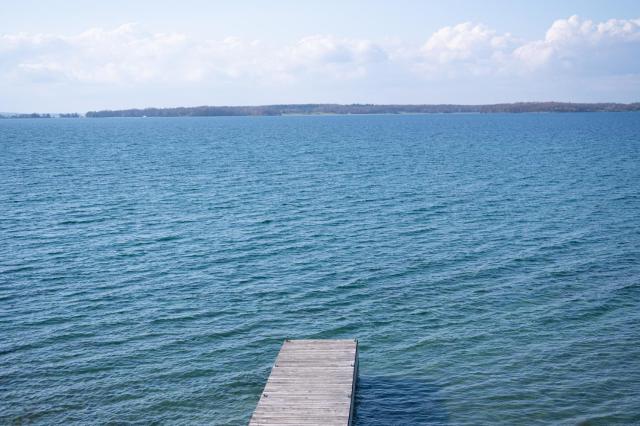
xmin=249 ymin=339 xmax=358 ymax=426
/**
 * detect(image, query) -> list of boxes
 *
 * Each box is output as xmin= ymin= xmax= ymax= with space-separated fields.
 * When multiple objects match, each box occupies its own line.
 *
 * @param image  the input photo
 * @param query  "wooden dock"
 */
xmin=249 ymin=339 xmax=358 ymax=426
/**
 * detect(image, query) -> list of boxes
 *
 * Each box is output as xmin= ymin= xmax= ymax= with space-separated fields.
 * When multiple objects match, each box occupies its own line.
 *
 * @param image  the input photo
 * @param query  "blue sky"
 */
xmin=2 ymin=1 xmax=640 ymax=112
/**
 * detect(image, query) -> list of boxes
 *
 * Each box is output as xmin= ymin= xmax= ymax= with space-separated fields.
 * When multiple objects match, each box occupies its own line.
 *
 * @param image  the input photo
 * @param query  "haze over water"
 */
xmin=1 ymin=113 xmax=640 ymax=424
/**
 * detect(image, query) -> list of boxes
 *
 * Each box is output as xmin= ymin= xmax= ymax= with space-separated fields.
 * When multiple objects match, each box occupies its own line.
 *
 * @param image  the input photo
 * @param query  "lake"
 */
xmin=1 ymin=113 xmax=639 ymax=424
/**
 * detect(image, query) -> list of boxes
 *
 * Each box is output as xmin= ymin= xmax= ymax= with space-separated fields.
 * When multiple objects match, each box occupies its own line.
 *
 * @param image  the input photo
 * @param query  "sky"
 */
xmin=2 ymin=0 xmax=640 ymax=112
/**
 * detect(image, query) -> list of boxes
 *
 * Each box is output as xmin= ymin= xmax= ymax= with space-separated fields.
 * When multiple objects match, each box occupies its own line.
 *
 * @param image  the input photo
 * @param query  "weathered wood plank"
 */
xmin=249 ymin=339 xmax=358 ymax=426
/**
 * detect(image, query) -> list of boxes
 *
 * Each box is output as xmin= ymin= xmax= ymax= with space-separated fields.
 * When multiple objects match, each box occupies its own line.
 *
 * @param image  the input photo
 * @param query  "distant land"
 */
xmin=0 ymin=113 xmax=79 ymax=119
xmin=85 ymin=102 xmax=640 ymax=117
xmin=2 ymin=103 xmax=640 ymax=118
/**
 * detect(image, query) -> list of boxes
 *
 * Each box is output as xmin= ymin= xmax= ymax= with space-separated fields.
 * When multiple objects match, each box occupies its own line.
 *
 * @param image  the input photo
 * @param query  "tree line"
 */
xmin=85 ymin=102 xmax=640 ymax=117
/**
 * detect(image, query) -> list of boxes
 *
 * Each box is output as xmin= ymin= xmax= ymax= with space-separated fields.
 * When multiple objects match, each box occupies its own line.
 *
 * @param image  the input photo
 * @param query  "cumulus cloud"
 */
xmin=514 ymin=15 xmax=640 ymax=73
xmin=0 ymin=24 xmax=390 ymax=85
xmin=3 ymin=24 xmax=174 ymax=82
xmin=1 ymin=15 xmax=639 ymax=109
xmin=414 ymin=22 xmax=517 ymax=76
xmin=423 ymin=23 xmax=514 ymax=62
xmin=2 ymin=17 xmax=640 ymax=84
xmin=411 ymin=15 xmax=640 ymax=77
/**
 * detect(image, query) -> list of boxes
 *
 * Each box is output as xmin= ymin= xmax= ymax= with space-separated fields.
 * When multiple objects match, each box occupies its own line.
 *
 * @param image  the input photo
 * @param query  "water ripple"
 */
xmin=1 ymin=114 xmax=639 ymax=424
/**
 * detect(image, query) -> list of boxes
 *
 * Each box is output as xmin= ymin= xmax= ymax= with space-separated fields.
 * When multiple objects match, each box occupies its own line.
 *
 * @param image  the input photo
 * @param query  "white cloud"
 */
xmin=1 ymin=15 xmax=639 ymax=109
xmin=545 ymin=15 xmax=640 ymax=44
xmin=514 ymin=15 xmax=640 ymax=72
xmin=413 ymin=16 xmax=640 ymax=77
xmin=1 ymin=24 xmax=192 ymax=83
xmin=0 ymin=24 xmax=390 ymax=85
xmin=283 ymin=35 xmax=387 ymax=79
xmin=415 ymin=22 xmax=517 ymax=76
xmin=423 ymin=22 xmax=514 ymax=62
xmin=290 ymin=35 xmax=386 ymax=65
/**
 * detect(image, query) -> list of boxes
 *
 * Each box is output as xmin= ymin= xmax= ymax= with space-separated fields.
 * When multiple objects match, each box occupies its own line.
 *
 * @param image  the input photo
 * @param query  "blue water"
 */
xmin=1 ymin=113 xmax=639 ymax=425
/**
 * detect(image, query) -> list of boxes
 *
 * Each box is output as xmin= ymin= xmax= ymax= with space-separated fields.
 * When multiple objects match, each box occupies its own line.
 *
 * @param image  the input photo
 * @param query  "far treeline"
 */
xmin=85 ymin=102 xmax=640 ymax=117
xmin=3 ymin=103 xmax=640 ymax=119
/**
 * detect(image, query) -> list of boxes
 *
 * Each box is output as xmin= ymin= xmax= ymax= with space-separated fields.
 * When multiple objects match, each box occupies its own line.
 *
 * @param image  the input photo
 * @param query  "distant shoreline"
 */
xmin=2 ymin=102 xmax=640 ymax=119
